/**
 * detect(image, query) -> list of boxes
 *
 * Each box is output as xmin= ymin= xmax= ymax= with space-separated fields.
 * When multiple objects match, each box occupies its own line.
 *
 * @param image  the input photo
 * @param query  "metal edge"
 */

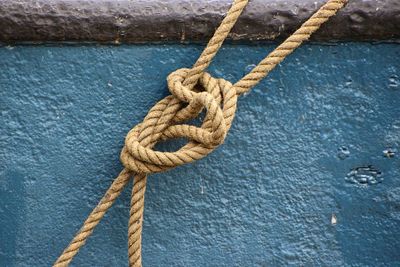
xmin=0 ymin=0 xmax=399 ymax=44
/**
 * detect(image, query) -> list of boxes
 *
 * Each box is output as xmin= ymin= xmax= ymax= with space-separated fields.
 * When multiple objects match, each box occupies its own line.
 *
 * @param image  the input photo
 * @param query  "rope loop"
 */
xmin=54 ymin=1 xmax=348 ymax=266
xmin=120 ymin=68 xmax=238 ymax=175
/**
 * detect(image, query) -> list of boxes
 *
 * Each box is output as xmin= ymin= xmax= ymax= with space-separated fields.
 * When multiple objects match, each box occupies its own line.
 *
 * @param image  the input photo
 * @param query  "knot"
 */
xmin=120 ymin=68 xmax=238 ymax=174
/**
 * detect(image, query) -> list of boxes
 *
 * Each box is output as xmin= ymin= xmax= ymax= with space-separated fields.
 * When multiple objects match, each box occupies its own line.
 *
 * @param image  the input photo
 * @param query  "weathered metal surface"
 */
xmin=0 ymin=0 xmax=399 ymax=43
xmin=0 ymin=43 xmax=400 ymax=266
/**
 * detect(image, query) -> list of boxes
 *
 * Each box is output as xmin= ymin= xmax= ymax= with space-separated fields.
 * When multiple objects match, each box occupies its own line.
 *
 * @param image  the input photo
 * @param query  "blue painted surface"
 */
xmin=0 ymin=43 xmax=399 ymax=266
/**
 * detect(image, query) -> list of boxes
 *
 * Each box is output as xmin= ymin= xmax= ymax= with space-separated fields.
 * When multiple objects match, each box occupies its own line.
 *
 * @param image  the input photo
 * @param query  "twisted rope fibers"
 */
xmin=54 ymin=0 xmax=348 ymax=266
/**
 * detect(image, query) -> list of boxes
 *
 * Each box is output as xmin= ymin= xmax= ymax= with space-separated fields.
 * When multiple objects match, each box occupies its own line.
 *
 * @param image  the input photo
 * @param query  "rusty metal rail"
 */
xmin=0 ymin=0 xmax=399 ymax=44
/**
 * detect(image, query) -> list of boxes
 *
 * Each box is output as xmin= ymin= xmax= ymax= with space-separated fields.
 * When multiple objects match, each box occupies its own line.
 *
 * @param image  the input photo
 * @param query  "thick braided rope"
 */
xmin=233 ymin=0 xmax=348 ymax=94
xmin=54 ymin=0 xmax=348 ymax=266
xmin=54 ymin=169 xmax=131 ymax=267
xmin=183 ymin=0 xmax=249 ymax=90
xmin=128 ymin=174 xmax=147 ymax=266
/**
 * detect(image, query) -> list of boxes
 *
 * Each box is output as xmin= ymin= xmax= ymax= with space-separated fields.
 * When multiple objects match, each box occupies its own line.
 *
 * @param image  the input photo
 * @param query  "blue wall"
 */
xmin=0 ymin=43 xmax=399 ymax=266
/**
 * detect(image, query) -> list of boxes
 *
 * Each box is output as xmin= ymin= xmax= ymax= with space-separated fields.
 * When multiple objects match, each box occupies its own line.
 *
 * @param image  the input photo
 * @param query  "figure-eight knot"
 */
xmin=120 ymin=68 xmax=239 ymax=175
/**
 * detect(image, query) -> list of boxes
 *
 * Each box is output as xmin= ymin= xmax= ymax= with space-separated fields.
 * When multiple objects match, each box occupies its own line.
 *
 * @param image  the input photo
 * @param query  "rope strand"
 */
xmin=128 ymin=174 xmax=147 ymax=267
xmin=54 ymin=169 xmax=132 ymax=267
xmin=233 ymin=0 xmax=347 ymax=94
xmin=54 ymin=0 xmax=348 ymax=266
xmin=183 ymin=0 xmax=249 ymax=90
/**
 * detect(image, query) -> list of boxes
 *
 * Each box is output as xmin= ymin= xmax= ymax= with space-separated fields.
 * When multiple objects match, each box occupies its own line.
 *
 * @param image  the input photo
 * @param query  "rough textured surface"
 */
xmin=0 ymin=43 xmax=400 ymax=266
xmin=0 ymin=0 xmax=400 ymax=43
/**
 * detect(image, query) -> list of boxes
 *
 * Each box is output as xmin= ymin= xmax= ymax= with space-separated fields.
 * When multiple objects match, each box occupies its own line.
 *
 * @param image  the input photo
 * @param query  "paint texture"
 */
xmin=0 ymin=43 xmax=399 ymax=266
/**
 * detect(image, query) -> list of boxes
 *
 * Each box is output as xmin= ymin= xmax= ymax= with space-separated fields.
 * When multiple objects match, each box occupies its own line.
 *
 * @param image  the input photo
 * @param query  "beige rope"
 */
xmin=54 ymin=0 xmax=348 ymax=266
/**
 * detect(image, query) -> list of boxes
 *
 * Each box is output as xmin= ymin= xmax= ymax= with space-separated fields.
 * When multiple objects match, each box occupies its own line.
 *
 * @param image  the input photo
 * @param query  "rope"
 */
xmin=54 ymin=0 xmax=348 ymax=266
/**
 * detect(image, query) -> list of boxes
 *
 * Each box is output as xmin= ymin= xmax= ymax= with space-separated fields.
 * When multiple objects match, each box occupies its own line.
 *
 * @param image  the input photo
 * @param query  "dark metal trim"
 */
xmin=0 ymin=0 xmax=399 ymax=44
